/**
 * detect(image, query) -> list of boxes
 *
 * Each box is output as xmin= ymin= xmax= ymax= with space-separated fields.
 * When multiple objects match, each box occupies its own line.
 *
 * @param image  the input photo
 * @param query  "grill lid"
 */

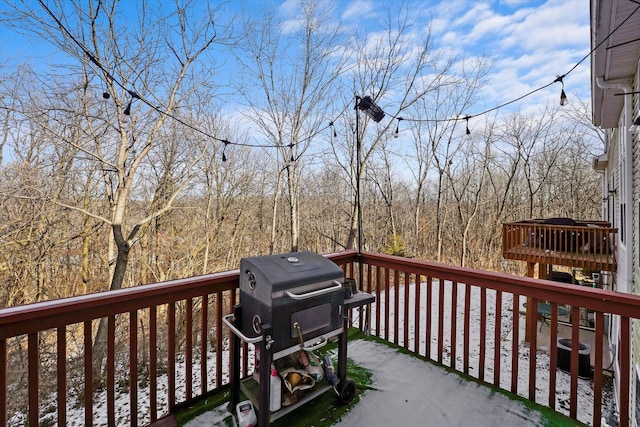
xmin=240 ymin=251 xmax=344 ymax=300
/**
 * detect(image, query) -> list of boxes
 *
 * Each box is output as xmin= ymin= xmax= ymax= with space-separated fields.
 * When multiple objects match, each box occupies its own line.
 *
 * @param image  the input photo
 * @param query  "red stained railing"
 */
xmin=357 ymin=251 xmax=637 ymax=427
xmin=0 ymin=271 xmax=242 ymax=426
xmin=0 ymin=250 xmax=637 ymax=426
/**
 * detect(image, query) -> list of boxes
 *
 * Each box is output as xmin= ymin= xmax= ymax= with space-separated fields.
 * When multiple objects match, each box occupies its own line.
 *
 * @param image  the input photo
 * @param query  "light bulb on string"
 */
xmin=560 ymin=88 xmax=568 ymax=106
xmin=119 ymin=90 xmax=141 ymax=123
xmin=119 ymin=100 xmax=132 ymax=123
xmin=103 ymin=74 xmax=113 ymax=99
xmin=554 ymin=74 xmax=568 ymax=106
xmin=394 ymin=117 xmax=403 ymax=139
xmin=221 ymin=140 xmax=229 ymax=162
xmin=465 ymin=116 xmax=471 ymax=135
xmin=123 ymin=100 xmax=132 ymax=116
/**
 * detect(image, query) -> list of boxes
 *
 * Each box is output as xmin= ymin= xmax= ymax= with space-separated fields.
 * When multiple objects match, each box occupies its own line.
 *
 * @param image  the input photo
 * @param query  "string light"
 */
xmin=390 ymin=4 xmax=640 ymax=126
xmin=329 ymin=121 xmax=337 ymax=138
xmin=35 ymin=0 xmax=640 ymax=154
xmin=560 ymin=88 xmax=568 ymax=106
xmin=222 ymin=140 xmax=229 ymax=162
xmin=554 ymin=75 xmax=568 ymax=106
xmin=394 ymin=117 xmax=403 ymax=138
xmin=103 ymin=74 xmax=113 ymax=99
xmin=123 ymin=100 xmax=132 ymax=116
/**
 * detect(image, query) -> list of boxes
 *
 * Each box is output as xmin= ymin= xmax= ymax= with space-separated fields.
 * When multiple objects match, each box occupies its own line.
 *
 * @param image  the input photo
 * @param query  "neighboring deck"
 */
xmin=502 ymin=219 xmax=617 ymax=272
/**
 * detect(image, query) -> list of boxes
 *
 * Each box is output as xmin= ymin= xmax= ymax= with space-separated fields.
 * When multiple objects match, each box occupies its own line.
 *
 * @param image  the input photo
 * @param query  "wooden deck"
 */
xmin=502 ymin=220 xmax=617 ymax=272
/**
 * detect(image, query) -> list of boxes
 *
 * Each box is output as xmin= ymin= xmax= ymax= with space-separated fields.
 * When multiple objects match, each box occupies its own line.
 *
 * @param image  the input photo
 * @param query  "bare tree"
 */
xmin=445 ymin=136 xmax=490 ymax=267
xmin=234 ymin=0 xmax=348 ymax=252
xmin=339 ymin=4 xmax=446 ymax=252
xmin=0 ymin=0 xmax=233 ymax=383
xmin=402 ymin=55 xmax=490 ymax=262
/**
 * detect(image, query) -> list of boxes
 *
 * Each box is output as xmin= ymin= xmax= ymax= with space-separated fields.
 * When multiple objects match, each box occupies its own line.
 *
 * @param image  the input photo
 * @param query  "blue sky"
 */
xmin=0 ymin=0 xmax=590 ymax=124
xmin=332 ymin=0 xmax=590 ymax=115
xmin=252 ymin=0 xmax=589 ymax=121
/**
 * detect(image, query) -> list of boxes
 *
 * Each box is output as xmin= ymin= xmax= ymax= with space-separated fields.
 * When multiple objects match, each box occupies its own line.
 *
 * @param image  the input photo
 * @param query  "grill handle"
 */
xmin=285 ymin=280 xmax=343 ymax=300
xmin=222 ymin=313 xmax=264 ymax=344
xmin=301 ymin=335 xmax=329 ymax=352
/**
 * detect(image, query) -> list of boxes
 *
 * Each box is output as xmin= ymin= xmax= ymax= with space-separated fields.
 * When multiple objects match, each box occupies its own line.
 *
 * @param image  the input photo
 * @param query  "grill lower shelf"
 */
xmin=240 ymin=377 xmax=334 ymax=423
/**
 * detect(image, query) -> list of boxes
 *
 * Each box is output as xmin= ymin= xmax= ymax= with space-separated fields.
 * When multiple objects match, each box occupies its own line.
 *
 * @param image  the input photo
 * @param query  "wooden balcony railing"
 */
xmin=502 ymin=219 xmax=617 ymax=271
xmin=1 ymin=250 xmax=638 ymax=426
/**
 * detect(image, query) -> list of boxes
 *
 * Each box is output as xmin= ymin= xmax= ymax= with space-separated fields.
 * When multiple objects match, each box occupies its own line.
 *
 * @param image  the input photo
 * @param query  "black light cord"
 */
xmin=35 ymin=0 xmax=352 ymax=153
xmin=34 ymin=0 xmax=640 ymax=146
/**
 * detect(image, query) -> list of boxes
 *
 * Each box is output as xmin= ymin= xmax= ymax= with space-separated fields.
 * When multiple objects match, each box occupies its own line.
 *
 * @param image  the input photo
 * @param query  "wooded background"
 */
xmin=0 ymin=1 xmax=604 ymax=308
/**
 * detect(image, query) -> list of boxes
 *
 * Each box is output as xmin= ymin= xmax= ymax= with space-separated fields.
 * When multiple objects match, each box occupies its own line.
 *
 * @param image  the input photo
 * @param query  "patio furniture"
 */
xmin=524 ymin=302 xmax=568 ymax=331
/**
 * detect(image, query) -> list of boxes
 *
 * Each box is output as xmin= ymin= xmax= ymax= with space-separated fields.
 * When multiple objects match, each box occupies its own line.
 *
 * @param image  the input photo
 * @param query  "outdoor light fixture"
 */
xmin=354 ymin=94 xmax=386 ymax=296
xmin=465 ymin=116 xmax=471 ymax=135
xmin=222 ymin=140 xmax=229 ymax=162
xmin=289 ymin=144 xmax=295 ymax=163
xmin=123 ymin=91 xmax=141 ymax=116
xmin=630 ymin=116 xmax=640 ymax=134
xmin=121 ymin=90 xmax=141 ymax=123
xmin=357 ymin=95 xmax=385 ymax=122
xmin=329 ymin=121 xmax=337 ymax=138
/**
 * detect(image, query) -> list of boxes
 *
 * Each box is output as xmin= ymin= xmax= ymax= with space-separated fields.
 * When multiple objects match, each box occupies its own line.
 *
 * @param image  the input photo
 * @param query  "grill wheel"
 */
xmin=337 ymin=378 xmax=356 ymax=405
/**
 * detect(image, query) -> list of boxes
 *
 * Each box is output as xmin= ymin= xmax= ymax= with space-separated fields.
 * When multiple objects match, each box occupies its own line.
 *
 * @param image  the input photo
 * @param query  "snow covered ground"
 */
xmin=336 ymin=340 xmax=550 ymax=426
xmin=185 ymin=338 xmax=592 ymax=427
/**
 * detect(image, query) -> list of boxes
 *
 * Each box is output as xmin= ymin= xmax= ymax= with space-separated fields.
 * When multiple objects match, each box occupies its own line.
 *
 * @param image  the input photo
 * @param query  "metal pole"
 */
xmin=355 ymin=96 xmax=364 ymax=291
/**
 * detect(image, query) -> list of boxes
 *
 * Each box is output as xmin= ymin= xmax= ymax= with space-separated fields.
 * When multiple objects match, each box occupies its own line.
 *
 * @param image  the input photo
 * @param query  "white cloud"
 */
xmin=431 ymin=0 xmax=589 ymax=113
xmin=498 ymin=0 xmax=588 ymax=51
xmin=342 ymin=0 xmax=376 ymax=21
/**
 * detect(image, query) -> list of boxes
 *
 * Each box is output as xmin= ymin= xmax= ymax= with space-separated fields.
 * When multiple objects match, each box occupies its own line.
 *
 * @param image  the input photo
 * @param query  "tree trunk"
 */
xmin=286 ymin=163 xmax=299 ymax=252
xmin=92 ymin=224 xmax=131 ymax=387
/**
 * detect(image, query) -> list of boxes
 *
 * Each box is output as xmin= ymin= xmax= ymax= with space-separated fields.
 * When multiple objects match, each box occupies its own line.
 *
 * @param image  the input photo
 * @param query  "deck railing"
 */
xmin=502 ymin=220 xmax=617 ymax=271
xmin=1 ymin=250 xmax=637 ymax=426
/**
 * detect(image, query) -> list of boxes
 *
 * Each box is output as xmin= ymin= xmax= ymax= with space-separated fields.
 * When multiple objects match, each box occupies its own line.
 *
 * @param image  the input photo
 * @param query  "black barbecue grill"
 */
xmin=238 ymin=251 xmax=345 ymax=354
xmin=225 ymin=251 xmax=374 ymax=426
